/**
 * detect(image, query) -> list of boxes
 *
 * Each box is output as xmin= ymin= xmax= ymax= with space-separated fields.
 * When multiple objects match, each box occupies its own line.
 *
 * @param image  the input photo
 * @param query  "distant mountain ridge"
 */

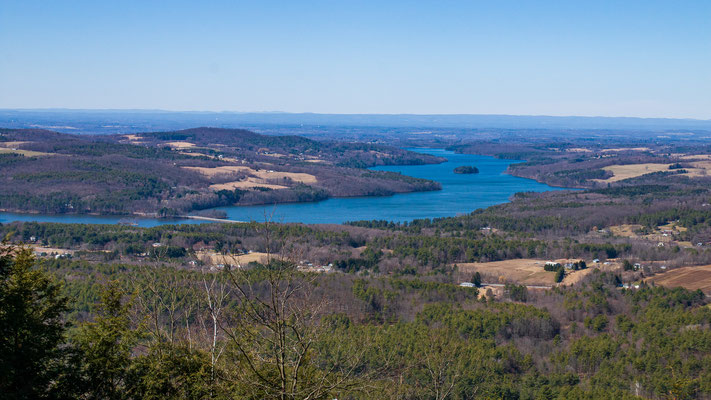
xmin=1 ymin=109 xmax=710 ymax=135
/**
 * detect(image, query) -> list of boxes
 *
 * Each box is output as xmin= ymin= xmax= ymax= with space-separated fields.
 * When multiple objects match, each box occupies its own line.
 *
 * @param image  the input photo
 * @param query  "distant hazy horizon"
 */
xmin=2 ymin=109 xmax=711 ymax=135
xmin=3 ymin=108 xmax=711 ymax=121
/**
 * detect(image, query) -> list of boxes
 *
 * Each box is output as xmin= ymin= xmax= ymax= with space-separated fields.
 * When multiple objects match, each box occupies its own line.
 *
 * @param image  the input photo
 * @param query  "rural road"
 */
xmin=480 ymin=283 xmax=553 ymax=289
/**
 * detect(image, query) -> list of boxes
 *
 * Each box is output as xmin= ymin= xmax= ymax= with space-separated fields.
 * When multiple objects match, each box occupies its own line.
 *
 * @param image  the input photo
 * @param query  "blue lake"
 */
xmin=0 ymin=148 xmax=566 ymax=226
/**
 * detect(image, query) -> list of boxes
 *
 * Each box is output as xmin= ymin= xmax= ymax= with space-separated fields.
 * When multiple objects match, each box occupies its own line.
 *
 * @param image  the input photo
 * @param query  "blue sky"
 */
xmin=1 ymin=0 xmax=709 ymax=118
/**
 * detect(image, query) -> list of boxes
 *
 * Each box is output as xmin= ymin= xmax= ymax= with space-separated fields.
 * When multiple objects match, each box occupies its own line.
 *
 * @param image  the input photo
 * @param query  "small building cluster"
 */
xmin=297 ymin=260 xmax=334 ymax=273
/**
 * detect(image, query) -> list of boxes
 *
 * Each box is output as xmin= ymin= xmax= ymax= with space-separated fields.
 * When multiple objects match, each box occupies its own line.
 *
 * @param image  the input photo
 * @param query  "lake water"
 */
xmin=0 ymin=148 xmax=565 ymax=226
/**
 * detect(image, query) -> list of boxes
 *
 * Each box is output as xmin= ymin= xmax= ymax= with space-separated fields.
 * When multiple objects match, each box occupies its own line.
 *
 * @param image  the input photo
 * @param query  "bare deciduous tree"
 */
xmin=219 ymin=219 xmax=368 ymax=400
xmin=199 ymin=268 xmax=229 ymax=389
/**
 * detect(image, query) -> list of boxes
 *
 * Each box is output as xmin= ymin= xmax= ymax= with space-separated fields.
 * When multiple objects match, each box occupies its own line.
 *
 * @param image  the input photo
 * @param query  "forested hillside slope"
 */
xmin=0 ymin=128 xmax=443 ymax=216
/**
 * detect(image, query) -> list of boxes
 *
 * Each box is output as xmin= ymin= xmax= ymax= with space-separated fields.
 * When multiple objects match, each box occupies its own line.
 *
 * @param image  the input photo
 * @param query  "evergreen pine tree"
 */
xmin=0 ymin=244 xmax=69 ymax=399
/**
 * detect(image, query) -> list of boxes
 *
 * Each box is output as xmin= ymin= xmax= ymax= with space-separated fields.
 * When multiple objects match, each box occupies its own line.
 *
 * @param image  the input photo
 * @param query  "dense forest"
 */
xmin=2 ymin=237 xmax=710 ymax=399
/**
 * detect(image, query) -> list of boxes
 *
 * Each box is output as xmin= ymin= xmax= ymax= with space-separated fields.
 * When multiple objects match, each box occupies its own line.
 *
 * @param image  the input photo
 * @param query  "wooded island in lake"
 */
xmin=453 ymin=165 xmax=479 ymax=174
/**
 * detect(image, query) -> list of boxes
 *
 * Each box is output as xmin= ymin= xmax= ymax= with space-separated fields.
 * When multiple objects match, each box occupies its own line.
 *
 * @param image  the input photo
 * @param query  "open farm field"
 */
xmin=647 ymin=265 xmax=711 ymax=294
xmin=0 ymin=147 xmax=53 ymax=157
xmin=595 ymin=163 xmax=672 ymax=183
xmin=457 ymin=259 xmax=558 ymax=285
xmin=195 ymin=250 xmax=271 ymax=266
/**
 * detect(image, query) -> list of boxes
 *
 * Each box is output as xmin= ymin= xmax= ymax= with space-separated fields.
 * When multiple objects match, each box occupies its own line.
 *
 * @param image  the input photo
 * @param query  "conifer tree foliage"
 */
xmin=471 ymin=272 xmax=482 ymax=287
xmin=73 ymin=280 xmax=137 ymax=400
xmin=0 ymin=243 xmax=68 ymax=399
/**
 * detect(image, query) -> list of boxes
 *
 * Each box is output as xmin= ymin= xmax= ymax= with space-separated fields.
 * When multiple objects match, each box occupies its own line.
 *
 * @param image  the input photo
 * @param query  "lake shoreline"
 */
xmin=1 ymin=149 xmax=571 ymax=226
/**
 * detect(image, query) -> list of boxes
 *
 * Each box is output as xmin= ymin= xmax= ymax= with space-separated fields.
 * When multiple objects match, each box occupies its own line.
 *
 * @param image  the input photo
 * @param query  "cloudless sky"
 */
xmin=1 ymin=0 xmax=710 ymax=118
